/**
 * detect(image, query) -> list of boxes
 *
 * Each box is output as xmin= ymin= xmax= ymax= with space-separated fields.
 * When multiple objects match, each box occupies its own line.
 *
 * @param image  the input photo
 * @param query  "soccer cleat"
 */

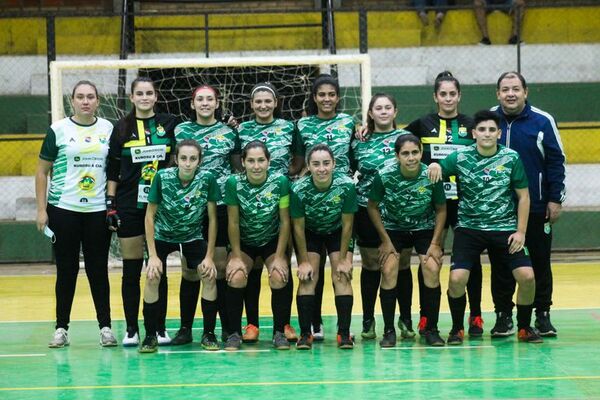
xmin=361 ymin=318 xmax=376 ymax=340
xmin=423 ymin=330 xmax=445 ymax=347
xmin=337 ymin=333 xmax=354 ymax=349
xmin=417 ymin=316 xmax=428 ymax=335
xmin=398 ymin=318 xmax=416 ymax=339
xmin=296 ymin=333 xmax=313 ymax=350
xmin=468 ymin=315 xmax=484 ymax=337
xmin=272 ymin=331 xmax=291 ymax=350
xmin=379 ymin=329 xmax=397 ymax=348
xmin=122 ymin=328 xmax=139 ymax=347
xmin=224 ymin=333 xmax=242 ymax=351
xmin=447 ymin=329 xmax=464 ymax=345
xmin=242 ymin=324 xmax=259 ymax=343
xmin=99 ymin=327 xmax=117 ymax=347
xmin=139 ymin=335 xmax=158 ymax=353
xmin=283 ymin=324 xmax=298 ymax=342
xmin=156 ymin=330 xmax=171 ymax=346
xmin=479 ymin=37 xmax=492 ymax=45
xmin=311 ymin=323 xmax=324 ymax=342
xmin=170 ymin=327 xmax=193 ymax=345
xmin=491 ymin=312 xmax=516 ymax=337
xmin=48 ymin=328 xmax=70 ymax=348
xmin=518 ymin=327 xmax=544 ymax=343
xmin=200 ymin=333 xmax=220 ymax=351
xmin=535 ymin=311 xmax=557 ymax=337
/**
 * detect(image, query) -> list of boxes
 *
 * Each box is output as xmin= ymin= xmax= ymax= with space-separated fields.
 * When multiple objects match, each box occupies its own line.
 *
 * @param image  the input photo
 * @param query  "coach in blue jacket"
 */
xmin=491 ymin=71 xmax=566 ymax=337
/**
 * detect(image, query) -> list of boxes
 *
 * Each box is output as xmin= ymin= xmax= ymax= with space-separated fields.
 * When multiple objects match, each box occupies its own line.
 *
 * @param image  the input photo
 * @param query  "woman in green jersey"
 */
xmin=292 ymin=144 xmax=357 ymax=350
xmin=237 ymin=82 xmax=301 ymax=344
xmin=139 ymin=139 xmax=220 ymax=353
xmin=36 ymin=80 xmax=116 ymax=348
xmin=223 ymin=141 xmax=291 ymax=351
xmin=368 ymin=134 xmax=447 ymax=348
xmin=172 ymin=84 xmax=241 ymax=345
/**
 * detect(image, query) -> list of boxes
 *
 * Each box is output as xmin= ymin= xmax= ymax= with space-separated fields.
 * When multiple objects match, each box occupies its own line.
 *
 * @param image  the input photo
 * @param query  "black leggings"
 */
xmin=47 ymin=204 xmax=112 ymax=330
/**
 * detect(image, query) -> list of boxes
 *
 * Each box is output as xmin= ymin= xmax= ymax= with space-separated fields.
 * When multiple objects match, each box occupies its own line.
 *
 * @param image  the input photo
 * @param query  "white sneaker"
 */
xmin=157 ymin=330 xmax=171 ymax=345
xmin=312 ymin=324 xmax=325 ymax=342
xmin=49 ymin=328 xmax=69 ymax=348
xmin=100 ymin=327 xmax=118 ymax=347
xmin=122 ymin=330 xmax=140 ymax=347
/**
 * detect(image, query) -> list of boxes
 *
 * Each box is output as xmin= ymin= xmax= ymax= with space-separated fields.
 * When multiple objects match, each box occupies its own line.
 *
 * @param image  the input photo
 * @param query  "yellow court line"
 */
xmin=2 ymin=375 xmax=600 ymax=392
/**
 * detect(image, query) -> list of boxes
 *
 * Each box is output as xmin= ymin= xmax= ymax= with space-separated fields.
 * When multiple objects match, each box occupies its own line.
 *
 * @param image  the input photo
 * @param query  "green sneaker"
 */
xmin=398 ymin=318 xmax=416 ymax=339
xmin=361 ymin=319 xmax=376 ymax=340
xmin=139 ymin=335 xmax=158 ymax=353
xmin=200 ymin=333 xmax=220 ymax=351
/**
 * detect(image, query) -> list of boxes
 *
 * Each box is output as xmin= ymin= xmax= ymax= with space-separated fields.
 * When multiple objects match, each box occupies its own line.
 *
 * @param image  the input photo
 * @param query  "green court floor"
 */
xmin=1 ymin=309 xmax=600 ymax=400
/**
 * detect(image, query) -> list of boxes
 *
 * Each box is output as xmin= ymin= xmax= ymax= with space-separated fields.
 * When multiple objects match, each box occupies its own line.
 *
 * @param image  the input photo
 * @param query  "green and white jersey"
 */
xmin=369 ymin=163 xmax=446 ymax=231
xmin=290 ymin=171 xmax=358 ymax=235
xmin=39 ymin=117 xmax=113 ymax=212
xmin=237 ymin=118 xmax=301 ymax=176
xmin=148 ymin=167 xmax=221 ymax=243
xmin=224 ymin=172 xmax=290 ymax=247
xmin=350 ymin=129 xmax=411 ymax=207
xmin=297 ymin=113 xmax=355 ymax=174
xmin=174 ymin=121 xmax=240 ymax=203
xmin=440 ymin=144 xmax=528 ymax=231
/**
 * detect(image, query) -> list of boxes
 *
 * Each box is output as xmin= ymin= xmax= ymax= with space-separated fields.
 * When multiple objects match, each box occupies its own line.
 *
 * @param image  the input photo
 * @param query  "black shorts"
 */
xmin=451 ymin=227 xmax=531 ymax=271
xmin=445 ymin=199 xmax=459 ymax=229
xmin=387 ymin=229 xmax=433 ymax=255
xmin=155 ymin=239 xmax=208 ymax=270
xmin=306 ymin=228 xmax=355 ymax=255
xmin=240 ymin=236 xmax=279 ymax=262
xmin=203 ymin=204 xmax=229 ymax=247
xmin=354 ymin=206 xmax=381 ymax=248
xmin=117 ymin=206 xmax=146 ymax=238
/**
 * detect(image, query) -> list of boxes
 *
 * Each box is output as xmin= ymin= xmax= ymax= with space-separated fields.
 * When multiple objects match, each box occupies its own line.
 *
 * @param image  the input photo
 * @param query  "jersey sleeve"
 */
xmin=541 ymin=117 xmax=566 ymax=203
xmin=223 ymin=175 xmax=239 ymax=206
xmin=207 ymin=173 xmax=222 ymax=202
xmin=107 ymin=121 xmax=123 ymax=181
xmin=439 ymin=151 xmax=458 ymax=177
xmin=295 ymin=120 xmax=306 ymax=156
xmin=290 ymin=124 xmax=303 ymax=156
xmin=511 ymin=157 xmax=529 ymax=189
xmin=404 ymin=119 xmax=421 ymax=137
xmin=231 ymin=128 xmax=242 ymax=155
xmin=289 ymin=187 xmax=305 ymax=219
xmin=432 ymin=180 xmax=447 ymax=205
xmin=147 ymin=172 xmax=162 ymax=204
xmin=342 ymin=182 xmax=358 ymax=213
xmin=174 ymin=121 xmax=187 ymax=142
xmin=279 ymin=175 xmax=290 ymax=209
xmin=39 ymin=127 xmax=58 ymax=162
xmin=368 ymin=173 xmax=385 ymax=202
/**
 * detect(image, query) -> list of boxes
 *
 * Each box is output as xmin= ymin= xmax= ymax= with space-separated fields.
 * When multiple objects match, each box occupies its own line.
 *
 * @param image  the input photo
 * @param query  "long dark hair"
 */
xmin=307 ymin=74 xmax=340 ymax=116
xmin=366 ymin=93 xmax=397 ymax=134
xmin=115 ymin=76 xmax=156 ymax=143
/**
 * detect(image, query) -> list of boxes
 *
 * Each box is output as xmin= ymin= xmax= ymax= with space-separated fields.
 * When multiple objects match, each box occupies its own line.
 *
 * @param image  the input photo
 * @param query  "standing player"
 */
xmin=368 ymin=134 xmax=447 ymax=347
xmin=173 ymin=84 xmax=241 ymax=344
xmin=107 ymin=77 xmax=178 ymax=347
xmin=404 ymin=71 xmax=484 ymax=338
xmin=493 ymin=71 xmax=566 ymax=337
xmin=236 ymin=82 xmax=302 ymax=344
xmin=36 ymin=80 xmax=116 ymax=347
xmin=297 ymin=74 xmax=355 ymax=340
xmin=292 ymin=144 xmax=357 ymax=350
xmin=139 ymin=140 xmax=220 ymax=353
xmin=350 ymin=93 xmax=412 ymax=340
xmin=223 ymin=141 xmax=291 ymax=351
xmin=428 ymin=110 xmax=542 ymax=345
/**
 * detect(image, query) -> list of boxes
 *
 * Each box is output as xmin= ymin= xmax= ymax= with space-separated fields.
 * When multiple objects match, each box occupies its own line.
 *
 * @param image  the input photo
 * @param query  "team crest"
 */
xmin=156 ymin=125 xmax=166 ymax=137
xmin=78 ymin=175 xmax=95 ymax=191
xmin=458 ymin=127 xmax=468 ymax=137
xmin=141 ymin=164 xmax=157 ymax=180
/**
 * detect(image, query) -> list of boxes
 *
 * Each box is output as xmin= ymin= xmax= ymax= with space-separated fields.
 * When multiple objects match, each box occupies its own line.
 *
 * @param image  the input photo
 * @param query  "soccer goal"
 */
xmin=49 ymin=54 xmax=371 ymax=125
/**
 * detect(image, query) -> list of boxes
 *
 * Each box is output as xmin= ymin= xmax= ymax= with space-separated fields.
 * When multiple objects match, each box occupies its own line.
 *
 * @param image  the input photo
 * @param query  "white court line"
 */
xmin=382 ymin=345 xmax=494 ymax=351
xmin=161 ymin=349 xmax=272 ymax=354
xmin=0 ymin=353 xmax=46 ymax=358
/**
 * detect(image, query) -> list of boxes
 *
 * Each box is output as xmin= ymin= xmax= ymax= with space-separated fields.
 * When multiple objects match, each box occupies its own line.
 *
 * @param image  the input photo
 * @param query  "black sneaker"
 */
xmin=447 ymin=328 xmax=464 ymax=345
xmin=468 ymin=315 xmax=484 ymax=337
xmin=423 ymin=330 xmax=445 ymax=347
xmin=379 ymin=329 xmax=397 ymax=348
xmin=479 ymin=37 xmax=492 ymax=45
xmin=337 ymin=333 xmax=354 ymax=349
xmin=200 ymin=332 xmax=219 ymax=351
xmin=138 ymin=335 xmax=158 ymax=353
xmin=170 ymin=327 xmax=193 ymax=345
xmin=535 ymin=311 xmax=557 ymax=337
xmin=296 ymin=333 xmax=313 ymax=350
xmin=224 ymin=332 xmax=242 ymax=351
xmin=518 ymin=327 xmax=543 ymax=343
xmin=491 ymin=312 xmax=516 ymax=337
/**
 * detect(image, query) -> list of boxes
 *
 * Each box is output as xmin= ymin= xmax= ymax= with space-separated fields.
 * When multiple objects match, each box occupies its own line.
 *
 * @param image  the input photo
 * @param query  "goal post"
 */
xmin=49 ymin=53 xmax=372 ymax=125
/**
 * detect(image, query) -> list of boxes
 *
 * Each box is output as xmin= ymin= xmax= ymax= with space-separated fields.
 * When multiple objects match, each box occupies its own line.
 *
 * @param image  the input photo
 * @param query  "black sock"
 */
xmin=467 ymin=261 xmax=483 ymax=317
xmin=448 ymin=292 xmax=467 ymax=331
xmin=379 ymin=288 xmax=397 ymax=332
xmin=179 ymin=278 xmax=200 ymax=329
xmin=122 ymin=258 xmax=143 ymax=331
xmin=282 ymin=264 xmax=294 ymax=325
xmin=516 ymin=304 xmax=533 ymax=330
xmin=335 ymin=295 xmax=353 ymax=335
xmin=312 ymin=254 xmax=326 ymax=327
xmin=142 ymin=301 xmax=158 ymax=337
xmin=396 ymin=268 xmax=413 ymax=321
xmin=296 ymin=295 xmax=315 ymax=336
xmin=360 ymin=268 xmax=380 ymax=322
xmin=244 ymin=268 xmax=262 ymax=327
xmin=271 ymin=287 xmax=287 ymax=333
xmin=201 ymin=298 xmax=218 ymax=335
xmin=226 ymin=286 xmax=244 ymax=335
xmin=417 ymin=265 xmax=425 ymax=318
xmin=216 ymin=279 xmax=229 ymax=334
xmin=156 ymin=274 xmax=168 ymax=332
xmin=423 ymin=285 xmax=441 ymax=330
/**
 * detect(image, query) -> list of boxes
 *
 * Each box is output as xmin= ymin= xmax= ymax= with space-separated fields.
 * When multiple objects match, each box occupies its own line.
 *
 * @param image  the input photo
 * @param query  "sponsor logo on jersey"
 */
xmin=99 ymin=136 xmax=107 ymax=144
xmin=141 ymin=164 xmax=157 ymax=181
xmin=84 ymin=136 xmax=92 ymax=143
xmin=80 ymin=198 xmax=88 ymax=203
xmin=78 ymin=175 xmax=95 ymax=190
xmin=74 ymin=156 xmax=81 ymax=161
